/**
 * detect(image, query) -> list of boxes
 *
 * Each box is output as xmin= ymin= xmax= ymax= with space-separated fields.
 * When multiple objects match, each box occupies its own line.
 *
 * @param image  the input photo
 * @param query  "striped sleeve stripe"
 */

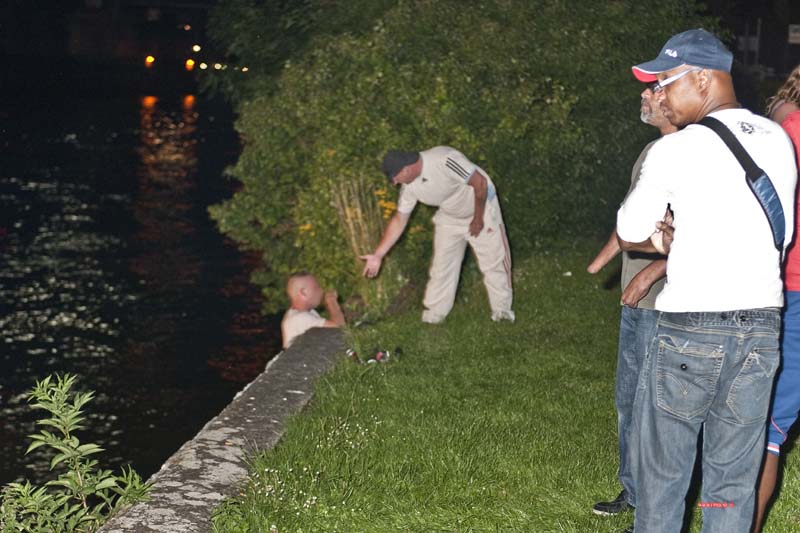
xmin=770 ymin=416 xmax=789 ymax=441
xmin=500 ymin=224 xmax=512 ymax=289
xmin=445 ymin=157 xmax=471 ymax=180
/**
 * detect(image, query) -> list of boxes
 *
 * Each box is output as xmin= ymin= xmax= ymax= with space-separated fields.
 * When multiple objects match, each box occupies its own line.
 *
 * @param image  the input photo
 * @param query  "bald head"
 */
xmin=703 ymin=69 xmax=736 ymax=104
xmin=287 ymin=272 xmax=324 ymax=310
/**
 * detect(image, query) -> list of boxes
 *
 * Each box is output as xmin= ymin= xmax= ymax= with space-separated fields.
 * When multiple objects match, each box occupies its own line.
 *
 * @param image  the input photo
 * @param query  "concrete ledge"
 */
xmin=101 ymin=328 xmax=345 ymax=532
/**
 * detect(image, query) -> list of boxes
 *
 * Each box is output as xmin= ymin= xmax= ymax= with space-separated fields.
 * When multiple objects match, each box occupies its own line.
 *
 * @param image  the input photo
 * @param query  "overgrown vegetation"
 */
xmin=0 ymin=374 xmax=150 ymax=532
xmin=206 ymin=0 xmax=715 ymax=314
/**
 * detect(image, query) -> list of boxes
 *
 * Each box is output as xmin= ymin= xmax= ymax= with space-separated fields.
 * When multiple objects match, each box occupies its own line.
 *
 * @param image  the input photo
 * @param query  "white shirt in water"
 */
xmin=281 ymin=308 xmax=326 ymax=348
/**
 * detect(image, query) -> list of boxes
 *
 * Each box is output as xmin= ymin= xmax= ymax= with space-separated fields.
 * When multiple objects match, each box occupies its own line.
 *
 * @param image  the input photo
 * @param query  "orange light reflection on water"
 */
xmin=141 ymin=95 xmax=158 ymax=109
xmin=131 ymin=95 xmax=275 ymax=383
xmin=132 ymin=95 xmax=199 ymax=286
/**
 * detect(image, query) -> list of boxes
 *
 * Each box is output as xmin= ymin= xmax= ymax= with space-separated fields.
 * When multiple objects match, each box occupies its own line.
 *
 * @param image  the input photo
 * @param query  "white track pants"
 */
xmin=422 ymin=199 xmax=513 ymax=322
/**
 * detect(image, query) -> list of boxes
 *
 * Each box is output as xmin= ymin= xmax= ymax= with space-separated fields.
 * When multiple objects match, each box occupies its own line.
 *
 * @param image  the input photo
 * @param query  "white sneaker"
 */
xmin=491 ymin=310 xmax=515 ymax=322
xmin=422 ymin=311 xmax=445 ymax=324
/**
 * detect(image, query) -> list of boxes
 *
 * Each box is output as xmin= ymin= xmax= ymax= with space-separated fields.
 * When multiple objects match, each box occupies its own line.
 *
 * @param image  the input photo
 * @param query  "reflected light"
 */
xmin=192 ymin=44 xmax=201 ymax=52
xmin=141 ymin=96 xmax=158 ymax=109
xmin=134 ymin=86 xmax=201 ymax=288
xmin=199 ymin=62 xmax=208 ymax=70
xmin=144 ymin=55 xmax=155 ymax=68
xmin=182 ymin=95 xmax=195 ymax=110
xmin=185 ymin=58 xmax=195 ymax=71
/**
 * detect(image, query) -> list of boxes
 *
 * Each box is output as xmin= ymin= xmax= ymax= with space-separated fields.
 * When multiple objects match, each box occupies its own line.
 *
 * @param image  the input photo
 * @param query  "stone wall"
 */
xmin=100 ymin=327 xmax=345 ymax=532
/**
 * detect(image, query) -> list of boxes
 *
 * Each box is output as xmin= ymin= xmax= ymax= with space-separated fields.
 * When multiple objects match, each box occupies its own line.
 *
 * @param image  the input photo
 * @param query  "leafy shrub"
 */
xmin=0 ymin=374 xmax=150 ymax=532
xmin=207 ymin=0 xmax=715 ymax=314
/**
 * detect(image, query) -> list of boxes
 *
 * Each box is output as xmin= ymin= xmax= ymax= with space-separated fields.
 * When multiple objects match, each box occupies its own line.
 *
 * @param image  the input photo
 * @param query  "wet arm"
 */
xmin=323 ymin=291 xmax=346 ymax=327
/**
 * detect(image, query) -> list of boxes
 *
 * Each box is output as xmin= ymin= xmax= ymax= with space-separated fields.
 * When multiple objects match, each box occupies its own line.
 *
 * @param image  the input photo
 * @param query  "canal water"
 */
xmin=0 ymin=89 xmax=282 ymax=484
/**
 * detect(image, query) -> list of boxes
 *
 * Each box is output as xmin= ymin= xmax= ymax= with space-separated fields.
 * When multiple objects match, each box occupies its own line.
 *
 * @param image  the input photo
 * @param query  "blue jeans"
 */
xmin=616 ymin=306 xmax=659 ymax=507
xmin=632 ymin=309 xmax=780 ymax=533
xmin=767 ymin=291 xmax=800 ymax=455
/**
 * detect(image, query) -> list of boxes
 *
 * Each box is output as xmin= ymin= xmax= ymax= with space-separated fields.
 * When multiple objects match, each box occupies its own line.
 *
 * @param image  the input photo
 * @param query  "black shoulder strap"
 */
xmin=698 ymin=116 xmax=763 ymax=182
xmin=698 ymin=114 xmax=786 ymax=252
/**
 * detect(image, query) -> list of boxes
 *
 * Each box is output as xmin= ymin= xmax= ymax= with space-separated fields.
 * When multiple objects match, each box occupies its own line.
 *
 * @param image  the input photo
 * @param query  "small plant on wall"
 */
xmin=0 ymin=374 xmax=150 ymax=532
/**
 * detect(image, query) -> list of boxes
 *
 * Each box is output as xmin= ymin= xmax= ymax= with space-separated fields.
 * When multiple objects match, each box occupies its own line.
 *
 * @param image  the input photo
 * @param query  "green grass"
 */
xmin=211 ymin=243 xmax=800 ymax=532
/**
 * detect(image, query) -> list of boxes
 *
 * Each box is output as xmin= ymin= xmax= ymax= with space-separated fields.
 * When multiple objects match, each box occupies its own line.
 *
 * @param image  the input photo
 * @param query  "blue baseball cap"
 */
xmin=632 ymin=29 xmax=732 ymax=83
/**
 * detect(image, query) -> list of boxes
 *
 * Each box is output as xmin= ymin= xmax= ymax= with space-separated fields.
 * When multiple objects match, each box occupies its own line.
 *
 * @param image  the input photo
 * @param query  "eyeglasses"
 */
xmin=650 ymin=67 xmax=703 ymax=93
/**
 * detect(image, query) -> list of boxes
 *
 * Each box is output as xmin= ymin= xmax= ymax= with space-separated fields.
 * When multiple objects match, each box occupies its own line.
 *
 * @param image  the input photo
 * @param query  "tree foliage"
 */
xmin=207 ymin=0 xmax=715 ymax=314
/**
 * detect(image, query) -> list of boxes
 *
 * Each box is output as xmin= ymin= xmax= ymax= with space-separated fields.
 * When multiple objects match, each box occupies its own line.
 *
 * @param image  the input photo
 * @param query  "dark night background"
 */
xmin=2 ymin=1 xmax=800 ymax=97
xmin=0 ymin=0 xmax=282 ymax=484
xmin=2 ymin=0 xmax=219 ymax=95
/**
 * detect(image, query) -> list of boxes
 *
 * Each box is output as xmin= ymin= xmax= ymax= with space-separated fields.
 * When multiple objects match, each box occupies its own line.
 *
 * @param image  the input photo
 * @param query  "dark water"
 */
xmin=0 ymin=90 xmax=281 ymax=484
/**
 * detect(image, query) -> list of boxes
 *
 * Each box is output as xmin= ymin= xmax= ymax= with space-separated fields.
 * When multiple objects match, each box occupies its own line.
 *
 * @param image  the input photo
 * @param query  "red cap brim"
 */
xmin=632 ymin=67 xmax=657 ymax=83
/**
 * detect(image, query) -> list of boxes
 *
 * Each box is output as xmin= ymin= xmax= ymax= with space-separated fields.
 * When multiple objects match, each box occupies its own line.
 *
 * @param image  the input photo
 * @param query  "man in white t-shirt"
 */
xmin=281 ymin=272 xmax=345 ymax=349
xmin=616 ymin=29 xmax=797 ymax=533
xmin=360 ymin=147 xmax=513 ymax=324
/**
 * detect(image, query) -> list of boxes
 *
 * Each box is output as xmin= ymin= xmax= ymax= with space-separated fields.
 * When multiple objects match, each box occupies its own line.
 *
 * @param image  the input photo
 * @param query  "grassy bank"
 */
xmin=211 ymin=243 xmax=800 ymax=532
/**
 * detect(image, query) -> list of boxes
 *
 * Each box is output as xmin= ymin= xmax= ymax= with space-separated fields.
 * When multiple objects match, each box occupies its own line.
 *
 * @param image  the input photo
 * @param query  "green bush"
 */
xmin=207 ymin=0 xmax=715 ymax=314
xmin=0 ymin=374 xmax=150 ymax=532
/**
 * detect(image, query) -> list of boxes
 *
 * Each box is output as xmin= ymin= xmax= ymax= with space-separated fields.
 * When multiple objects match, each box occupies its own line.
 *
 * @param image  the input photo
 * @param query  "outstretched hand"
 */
xmin=360 ymin=254 xmax=383 ymax=278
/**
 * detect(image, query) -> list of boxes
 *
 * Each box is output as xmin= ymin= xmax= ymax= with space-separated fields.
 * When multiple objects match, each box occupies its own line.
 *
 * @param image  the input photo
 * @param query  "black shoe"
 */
xmin=592 ymin=490 xmax=633 ymax=516
xmin=620 ymin=527 xmax=634 ymax=533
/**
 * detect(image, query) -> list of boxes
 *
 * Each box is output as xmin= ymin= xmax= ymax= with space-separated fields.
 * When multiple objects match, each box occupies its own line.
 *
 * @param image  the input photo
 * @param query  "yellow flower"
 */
xmin=298 ymin=223 xmax=313 ymax=232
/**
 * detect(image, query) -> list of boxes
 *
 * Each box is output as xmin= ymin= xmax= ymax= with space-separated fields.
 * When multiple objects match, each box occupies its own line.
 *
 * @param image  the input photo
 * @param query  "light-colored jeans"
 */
xmin=632 ymin=309 xmax=780 ymax=533
xmin=616 ymin=306 xmax=660 ymax=507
